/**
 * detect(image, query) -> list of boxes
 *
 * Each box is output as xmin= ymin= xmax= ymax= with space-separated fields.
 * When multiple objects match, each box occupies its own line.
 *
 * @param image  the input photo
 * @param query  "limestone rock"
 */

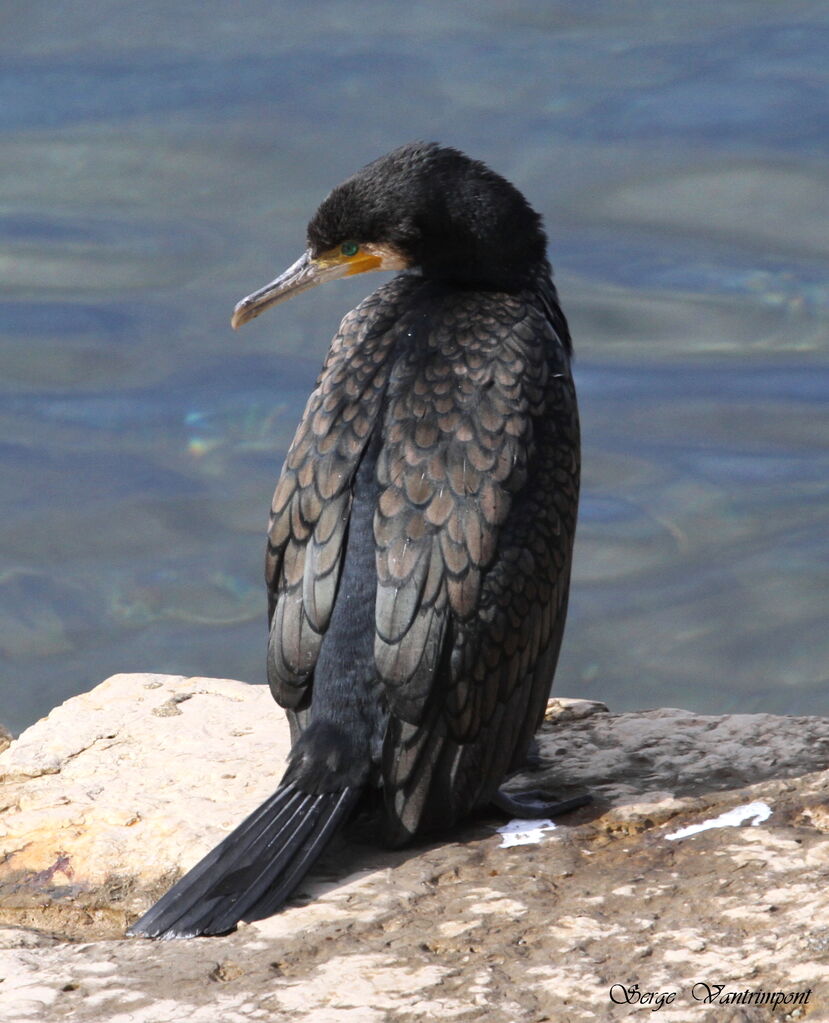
xmin=0 ymin=673 xmax=288 ymax=936
xmin=0 ymin=675 xmax=828 ymax=1021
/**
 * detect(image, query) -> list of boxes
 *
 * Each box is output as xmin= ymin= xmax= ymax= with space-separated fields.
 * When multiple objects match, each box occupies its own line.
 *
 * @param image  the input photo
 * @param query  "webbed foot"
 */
xmin=492 ymin=788 xmax=591 ymax=819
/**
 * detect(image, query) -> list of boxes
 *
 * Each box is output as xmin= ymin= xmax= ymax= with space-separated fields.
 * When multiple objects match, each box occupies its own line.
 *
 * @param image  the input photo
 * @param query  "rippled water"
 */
xmin=2 ymin=1 xmax=827 ymax=732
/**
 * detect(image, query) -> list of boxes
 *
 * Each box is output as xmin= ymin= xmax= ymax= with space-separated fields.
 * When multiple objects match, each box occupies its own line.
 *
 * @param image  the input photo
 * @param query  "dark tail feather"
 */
xmin=127 ymin=783 xmax=361 ymax=939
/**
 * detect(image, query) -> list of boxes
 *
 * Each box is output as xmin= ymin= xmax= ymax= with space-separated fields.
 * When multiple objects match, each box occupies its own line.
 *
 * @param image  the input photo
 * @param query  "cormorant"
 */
xmin=129 ymin=142 xmax=583 ymax=939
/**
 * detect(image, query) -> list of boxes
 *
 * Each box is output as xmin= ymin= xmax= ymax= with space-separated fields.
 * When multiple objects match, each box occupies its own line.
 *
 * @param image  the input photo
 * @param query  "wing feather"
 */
xmin=265 ymin=283 xmax=407 ymax=707
xmin=377 ymin=289 xmax=579 ymax=843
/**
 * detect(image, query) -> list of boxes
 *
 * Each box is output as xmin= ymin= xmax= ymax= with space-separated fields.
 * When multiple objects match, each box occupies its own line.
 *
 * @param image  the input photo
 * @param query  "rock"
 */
xmin=0 ymin=674 xmax=288 ymax=938
xmin=0 ymin=674 xmax=827 ymax=1021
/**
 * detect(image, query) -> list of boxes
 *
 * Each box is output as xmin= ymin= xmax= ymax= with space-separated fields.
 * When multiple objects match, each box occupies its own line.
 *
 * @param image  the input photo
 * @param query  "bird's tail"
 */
xmin=127 ymin=781 xmax=361 ymax=939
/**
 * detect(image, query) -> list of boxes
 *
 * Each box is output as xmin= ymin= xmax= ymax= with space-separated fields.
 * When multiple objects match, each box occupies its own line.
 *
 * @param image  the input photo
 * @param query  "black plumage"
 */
xmin=128 ymin=142 xmax=583 ymax=939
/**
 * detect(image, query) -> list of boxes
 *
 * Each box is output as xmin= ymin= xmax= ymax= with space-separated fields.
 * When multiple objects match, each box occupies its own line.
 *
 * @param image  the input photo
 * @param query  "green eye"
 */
xmin=340 ymin=241 xmax=359 ymax=257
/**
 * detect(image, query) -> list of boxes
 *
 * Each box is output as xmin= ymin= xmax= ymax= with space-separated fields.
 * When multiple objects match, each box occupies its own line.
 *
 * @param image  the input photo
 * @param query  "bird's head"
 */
xmin=232 ymin=142 xmax=548 ymax=328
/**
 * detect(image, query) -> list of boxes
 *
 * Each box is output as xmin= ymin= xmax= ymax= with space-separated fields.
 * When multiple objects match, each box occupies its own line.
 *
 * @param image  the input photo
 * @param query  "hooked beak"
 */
xmin=231 ymin=243 xmax=407 ymax=329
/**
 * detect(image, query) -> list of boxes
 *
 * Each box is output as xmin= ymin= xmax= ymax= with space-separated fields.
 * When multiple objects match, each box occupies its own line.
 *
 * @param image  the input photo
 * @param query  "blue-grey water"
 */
xmin=2 ymin=1 xmax=827 ymax=733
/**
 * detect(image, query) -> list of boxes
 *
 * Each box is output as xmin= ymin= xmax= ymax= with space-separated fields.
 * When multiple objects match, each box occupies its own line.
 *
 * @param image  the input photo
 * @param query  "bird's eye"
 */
xmin=340 ymin=241 xmax=359 ymax=257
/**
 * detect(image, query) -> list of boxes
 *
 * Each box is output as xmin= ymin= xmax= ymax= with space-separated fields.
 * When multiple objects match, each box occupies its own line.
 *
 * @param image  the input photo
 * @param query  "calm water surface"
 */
xmin=2 ymin=1 xmax=827 ymax=732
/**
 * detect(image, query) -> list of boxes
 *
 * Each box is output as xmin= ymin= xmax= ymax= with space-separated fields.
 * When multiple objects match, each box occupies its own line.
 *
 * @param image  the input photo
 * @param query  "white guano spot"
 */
xmin=665 ymin=801 xmax=773 ymax=841
xmin=496 ymin=818 xmax=557 ymax=848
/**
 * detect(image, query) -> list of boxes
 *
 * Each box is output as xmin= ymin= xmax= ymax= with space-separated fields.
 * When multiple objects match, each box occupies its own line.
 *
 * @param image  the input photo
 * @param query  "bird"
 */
xmin=128 ymin=141 xmax=583 ymax=939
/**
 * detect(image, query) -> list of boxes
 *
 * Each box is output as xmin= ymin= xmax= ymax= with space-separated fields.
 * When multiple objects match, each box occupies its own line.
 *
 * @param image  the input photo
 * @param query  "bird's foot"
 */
xmin=491 ymin=788 xmax=591 ymax=819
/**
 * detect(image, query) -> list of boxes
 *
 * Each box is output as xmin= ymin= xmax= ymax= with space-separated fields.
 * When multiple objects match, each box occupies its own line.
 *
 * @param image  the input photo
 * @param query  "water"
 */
xmin=1 ymin=1 xmax=827 ymax=733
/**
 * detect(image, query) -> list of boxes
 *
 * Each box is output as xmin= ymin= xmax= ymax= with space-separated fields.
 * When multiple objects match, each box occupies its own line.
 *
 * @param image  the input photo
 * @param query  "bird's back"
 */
xmin=266 ymin=274 xmax=579 ymax=845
